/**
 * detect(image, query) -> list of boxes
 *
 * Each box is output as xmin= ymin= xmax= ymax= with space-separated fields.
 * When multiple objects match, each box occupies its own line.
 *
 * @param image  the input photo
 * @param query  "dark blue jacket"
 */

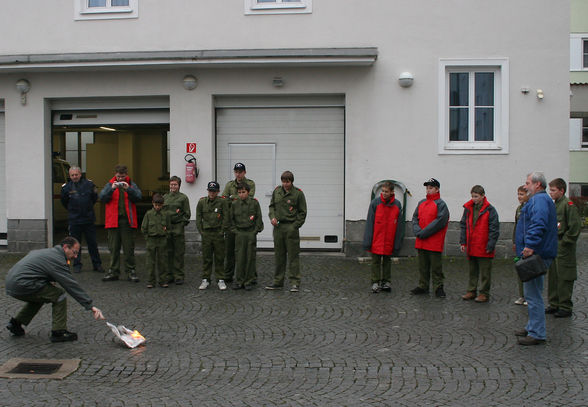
xmin=515 ymin=190 xmax=558 ymax=260
xmin=61 ymin=178 xmax=98 ymax=225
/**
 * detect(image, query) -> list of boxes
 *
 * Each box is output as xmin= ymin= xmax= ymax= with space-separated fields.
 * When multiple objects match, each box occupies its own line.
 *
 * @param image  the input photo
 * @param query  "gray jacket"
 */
xmin=5 ymin=246 xmax=93 ymax=310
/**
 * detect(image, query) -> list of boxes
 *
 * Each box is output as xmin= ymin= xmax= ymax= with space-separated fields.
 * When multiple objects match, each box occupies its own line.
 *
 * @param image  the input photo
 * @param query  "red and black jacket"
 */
xmin=98 ymin=175 xmax=142 ymax=229
xmin=412 ymin=192 xmax=449 ymax=253
xmin=459 ymin=197 xmax=499 ymax=258
xmin=363 ymin=193 xmax=403 ymax=255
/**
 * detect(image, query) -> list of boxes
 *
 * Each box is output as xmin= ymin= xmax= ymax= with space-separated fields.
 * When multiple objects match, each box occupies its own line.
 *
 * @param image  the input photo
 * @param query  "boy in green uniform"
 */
xmin=222 ymin=163 xmax=256 ymax=284
xmin=546 ymin=178 xmax=582 ymax=318
xmin=230 ymin=183 xmax=263 ymax=290
xmin=163 ymin=176 xmax=191 ymax=285
xmin=265 ymin=171 xmax=307 ymax=292
xmin=141 ymin=193 xmax=171 ymax=288
xmin=196 ymin=182 xmax=229 ymax=291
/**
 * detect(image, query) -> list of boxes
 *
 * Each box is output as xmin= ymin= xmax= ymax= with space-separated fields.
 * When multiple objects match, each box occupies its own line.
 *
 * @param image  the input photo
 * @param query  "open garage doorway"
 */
xmin=51 ymin=103 xmax=170 ymax=249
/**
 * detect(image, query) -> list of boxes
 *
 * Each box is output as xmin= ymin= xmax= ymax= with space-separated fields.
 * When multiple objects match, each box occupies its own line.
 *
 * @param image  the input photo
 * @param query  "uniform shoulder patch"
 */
xmin=568 ymin=201 xmax=575 ymax=206
xmin=297 ymin=188 xmax=302 ymax=191
xmin=61 ymin=183 xmax=67 ymax=187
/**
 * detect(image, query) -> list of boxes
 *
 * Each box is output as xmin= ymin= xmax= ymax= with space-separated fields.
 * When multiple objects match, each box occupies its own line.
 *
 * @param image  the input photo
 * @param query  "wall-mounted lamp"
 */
xmin=182 ymin=75 xmax=198 ymax=91
xmin=536 ymin=89 xmax=544 ymax=100
xmin=272 ymin=77 xmax=284 ymax=88
xmin=520 ymin=87 xmax=530 ymax=94
xmin=398 ymin=72 xmax=414 ymax=88
xmin=15 ymin=79 xmax=31 ymax=105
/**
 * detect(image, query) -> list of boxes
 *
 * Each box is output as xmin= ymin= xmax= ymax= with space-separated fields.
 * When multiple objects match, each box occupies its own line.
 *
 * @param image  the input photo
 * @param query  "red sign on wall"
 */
xmin=186 ymin=143 xmax=197 ymax=153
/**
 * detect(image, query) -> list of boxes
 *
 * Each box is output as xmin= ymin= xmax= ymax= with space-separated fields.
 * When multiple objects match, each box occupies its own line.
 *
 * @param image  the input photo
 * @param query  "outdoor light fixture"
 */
xmin=15 ymin=79 xmax=31 ymax=105
xmin=398 ymin=72 xmax=414 ymax=88
xmin=536 ymin=89 xmax=544 ymax=100
xmin=182 ymin=75 xmax=198 ymax=90
xmin=272 ymin=77 xmax=284 ymax=88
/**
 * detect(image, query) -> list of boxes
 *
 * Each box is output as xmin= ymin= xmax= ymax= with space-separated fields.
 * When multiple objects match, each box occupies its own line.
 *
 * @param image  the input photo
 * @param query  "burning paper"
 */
xmin=106 ymin=322 xmax=146 ymax=348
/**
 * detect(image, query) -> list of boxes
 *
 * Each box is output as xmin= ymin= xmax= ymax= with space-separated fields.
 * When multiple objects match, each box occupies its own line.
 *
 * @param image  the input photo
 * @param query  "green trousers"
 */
xmin=146 ymin=237 xmax=169 ymax=285
xmin=13 ymin=284 xmax=68 ymax=331
xmin=466 ymin=257 xmax=492 ymax=296
xmin=167 ymin=234 xmax=186 ymax=281
xmin=235 ymin=230 xmax=257 ymax=286
xmin=202 ymin=229 xmax=225 ymax=281
xmin=371 ymin=254 xmax=391 ymax=284
xmin=548 ymin=260 xmax=575 ymax=312
xmin=224 ymin=231 xmax=236 ymax=281
xmin=417 ymin=249 xmax=444 ymax=291
xmin=272 ymin=223 xmax=301 ymax=286
xmin=107 ymin=216 xmax=136 ymax=276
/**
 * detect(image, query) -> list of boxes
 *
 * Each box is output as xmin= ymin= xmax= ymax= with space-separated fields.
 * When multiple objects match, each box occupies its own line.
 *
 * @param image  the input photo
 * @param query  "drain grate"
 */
xmin=9 ymin=362 xmax=63 ymax=375
xmin=0 ymin=358 xmax=80 ymax=379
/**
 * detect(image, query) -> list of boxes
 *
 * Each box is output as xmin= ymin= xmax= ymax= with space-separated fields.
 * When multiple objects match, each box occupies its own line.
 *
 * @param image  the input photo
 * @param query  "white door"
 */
xmin=216 ymin=103 xmax=345 ymax=249
xmin=0 ymin=111 xmax=6 ymax=245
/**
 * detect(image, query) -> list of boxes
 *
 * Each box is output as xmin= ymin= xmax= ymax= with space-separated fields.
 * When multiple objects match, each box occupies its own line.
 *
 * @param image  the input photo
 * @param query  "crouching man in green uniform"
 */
xmin=230 ymin=183 xmax=263 ymax=290
xmin=197 ymin=181 xmax=229 ymax=291
xmin=164 ymin=176 xmax=191 ymax=285
xmin=546 ymin=178 xmax=582 ymax=318
xmin=265 ymin=171 xmax=307 ymax=293
xmin=5 ymin=236 xmax=105 ymax=342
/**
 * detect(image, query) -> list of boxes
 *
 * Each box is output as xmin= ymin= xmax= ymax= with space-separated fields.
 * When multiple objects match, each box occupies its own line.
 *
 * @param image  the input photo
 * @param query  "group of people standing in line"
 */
xmin=363 ymin=172 xmax=582 ymax=345
xmin=4 ymin=164 xmax=581 ymax=345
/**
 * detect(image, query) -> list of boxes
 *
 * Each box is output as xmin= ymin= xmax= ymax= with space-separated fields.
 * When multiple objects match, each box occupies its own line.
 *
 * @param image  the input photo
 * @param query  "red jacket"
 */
xmin=459 ymin=197 xmax=499 ymax=258
xmin=412 ymin=192 xmax=449 ymax=252
xmin=363 ymin=193 xmax=402 ymax=255
xmin=99 ymin=175 xmax=142 ymax=229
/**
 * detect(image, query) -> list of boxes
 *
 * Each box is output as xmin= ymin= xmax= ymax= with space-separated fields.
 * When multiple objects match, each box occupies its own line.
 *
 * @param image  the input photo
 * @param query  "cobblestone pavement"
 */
xmin=0 ymin=251 xmax=586 ymax=406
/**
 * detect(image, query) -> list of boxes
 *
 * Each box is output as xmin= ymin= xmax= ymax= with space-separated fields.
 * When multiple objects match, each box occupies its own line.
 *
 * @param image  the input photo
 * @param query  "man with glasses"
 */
xmin=5 ymin=237 xmax=105 ymax=343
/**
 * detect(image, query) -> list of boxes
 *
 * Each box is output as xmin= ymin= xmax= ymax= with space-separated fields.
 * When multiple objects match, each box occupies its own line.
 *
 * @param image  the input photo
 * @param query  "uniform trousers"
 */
xmin=202 ymin=229 xmax=225 ymax=281
xmin=371 ymin=254 xmax=391 ymax=284
xmin=272 ymin=223 xmax=301 ymax=286
xmin=12 ymin=284 xmax=68 ymax=331
xmin=167 ymin=233 xmax=186 ymax=281
xmin=466 ymin=256 xmax=492 ymax=296
xmin=107 ymin=215 xmax=136 ymax=276
xmin=69 ymin=222 xmax=101 ymax=270
xmin=146 ymin=236 xmax=169 ymax=285
xmin=417 ymin=249 xmax=444 ymax=291
xmin=548 ymin=259 xmax=575 ymax=312
xmin=235 ymin=229 xmax=257 ymax=286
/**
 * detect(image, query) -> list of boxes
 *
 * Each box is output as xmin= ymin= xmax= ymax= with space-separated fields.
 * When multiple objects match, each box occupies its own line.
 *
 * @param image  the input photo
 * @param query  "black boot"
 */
xmin=6 ymin=318 xmax=25 ymax=336
xmin=50 ymin=330 xmax=78 ymax=343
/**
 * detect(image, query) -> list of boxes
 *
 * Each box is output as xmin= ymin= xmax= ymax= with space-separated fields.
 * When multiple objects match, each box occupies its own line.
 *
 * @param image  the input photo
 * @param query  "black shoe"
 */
xmin=244 ymin=284 xmax=254 ymax=291
xmin=518 ymin=336 xmax=545 ymax=346
xmin=93 ymin=266 xmax=105 ymax=273
xmin=435 ymin=286 xmax=446 ymax=298
xmin=380 ymin=282 xmax=392 ymax=292
xmin=554 ymin=309 xmax=572 ymax=318
xmin=50 ymin=330 xmax=78 ymax=343
xmin=73 ymin=265 xmax=82 ymax=273
xmin=264 ymin=284 xmax=283 ymax=290
xmin=250 ymin=280 xmax=257 ymax=285
xmin=128 ymin=272 xmax=140 ymax=283
xmin=102 ymin=273 xmax=119 ymax=282
xmin=175 ymin=279 xmax=184 ymax=285
xmin=545 ymin=306 xmax=558 ymax=314
xmin=6 ymin=318 xmax=25 ymax=337
xmin=232 ymin=283 xmax=244 ymax=290
xmin=410 ymin=286 xmax=428 ymax=295
xmin=514 ymin=329 xmax=528 ymax=337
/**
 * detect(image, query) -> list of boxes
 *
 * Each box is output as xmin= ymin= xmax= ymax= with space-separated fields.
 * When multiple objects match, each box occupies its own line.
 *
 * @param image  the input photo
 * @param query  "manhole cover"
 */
xmin=0 ymin=358 xmax=80 ymax=379
xmin=9 ymin=362 xmax=63 ymax=375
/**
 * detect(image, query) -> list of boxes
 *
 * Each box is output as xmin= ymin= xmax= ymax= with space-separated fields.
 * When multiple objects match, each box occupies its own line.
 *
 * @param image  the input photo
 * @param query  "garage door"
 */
xmin=0 ymin=110 xmax=5 ymax=245
xmin=216 ymin=96 xmax=345 ymax=249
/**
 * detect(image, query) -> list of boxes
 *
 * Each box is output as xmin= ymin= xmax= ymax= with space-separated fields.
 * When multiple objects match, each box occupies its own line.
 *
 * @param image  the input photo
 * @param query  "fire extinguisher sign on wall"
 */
xmin=186 ymin=143 xmax=197 ymax=153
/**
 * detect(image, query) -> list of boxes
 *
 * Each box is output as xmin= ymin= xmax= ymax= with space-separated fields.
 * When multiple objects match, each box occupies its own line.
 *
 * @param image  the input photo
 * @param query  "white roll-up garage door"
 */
xmin=0 ymin=110 xmax=6 ymax=245
xmin=216 ymin=96 xmax=345 ymax=249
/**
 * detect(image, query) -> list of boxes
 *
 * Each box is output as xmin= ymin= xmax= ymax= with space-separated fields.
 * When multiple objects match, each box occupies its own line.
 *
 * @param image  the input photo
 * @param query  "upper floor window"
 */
xmin=244 ymin=0 xmax=312 ymax=15
xmin=438 ymin=59 xmax=509 ymax=154
xmin=584 ymin=39 xmax=588 ymax=68
xmin=583 ymin=118 xmax=588 ymax=148
xmin=75 ymin=0 xmax=138 ymax=20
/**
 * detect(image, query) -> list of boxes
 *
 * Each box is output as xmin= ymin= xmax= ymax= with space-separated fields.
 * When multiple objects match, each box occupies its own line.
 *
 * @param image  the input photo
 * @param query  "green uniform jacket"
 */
xmin=196 ymin=196 xmax=229 ymax=233
xmin=554 ymin=195 xmax=582 ymax=278
xmin=5 ymin=246 xmax=93 ymax=310
xmin=222 ymin=177 xmax=256 ymax=200
xmin=269 ymin=185 xmax=307 ymax=229
xmin=163 ymin=191 xmax=191 ymax=235
xmin=230 ymin=197 xmax=264 ymax=233
xmin=141 ymin=209 xmax=171 ymax=238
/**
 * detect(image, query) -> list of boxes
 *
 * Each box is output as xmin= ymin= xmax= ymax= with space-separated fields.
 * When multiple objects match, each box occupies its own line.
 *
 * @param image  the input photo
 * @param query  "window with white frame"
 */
xmin=438 ymin=59 xmax=509 ymax=154
xmin=584 ymin=39 xmax=588 ymax=68
xmin=75 ymin=0 xmax=138 ymax=20
xmin=583 ymin=118 xmax=588 ymax=148
xmin=244 ymin=0 xmax=312 ymax=15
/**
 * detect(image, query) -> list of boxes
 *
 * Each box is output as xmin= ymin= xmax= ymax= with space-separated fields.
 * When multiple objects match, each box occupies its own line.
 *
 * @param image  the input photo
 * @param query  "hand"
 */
xmin=91 ymin=306 xmax=105 ymax=320
xmin=176 ymin=208 xmax=181 ymax=213
xmin=460 ymin=245 xmax=466 ymax=253
xmin=522 ymin=247 xmax=534 ymax=258
xmin=120 ymin=181 xmax=129 ymax=190
xmin=271 ymin=218 xmax=278 ymax=226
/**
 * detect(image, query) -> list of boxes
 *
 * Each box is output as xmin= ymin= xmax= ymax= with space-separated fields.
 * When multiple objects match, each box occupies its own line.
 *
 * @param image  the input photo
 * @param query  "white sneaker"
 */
xmin=198 ymin=279 xmax=209 ymax=290
xmin=218 ymin=280 xmax=227 ymax=291
xmin=514 ymin=297 xmax=525 ymax=305
xmin=371 ymin=283 xmax=380 ymax=293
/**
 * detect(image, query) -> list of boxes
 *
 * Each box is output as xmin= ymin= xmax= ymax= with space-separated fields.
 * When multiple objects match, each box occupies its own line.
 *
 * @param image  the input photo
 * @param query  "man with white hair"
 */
xmin=514 ymin=172 xmax=558 ymax=346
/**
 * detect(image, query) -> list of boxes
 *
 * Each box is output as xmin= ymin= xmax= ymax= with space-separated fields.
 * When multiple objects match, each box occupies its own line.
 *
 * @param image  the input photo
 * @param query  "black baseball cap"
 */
xmin=207 ymin=181 xmax=220 ymax=191
xmin=234 ymin=163 xmax=246 ymax=171
xmin=423 ymin=178 xmax=440 ymax=188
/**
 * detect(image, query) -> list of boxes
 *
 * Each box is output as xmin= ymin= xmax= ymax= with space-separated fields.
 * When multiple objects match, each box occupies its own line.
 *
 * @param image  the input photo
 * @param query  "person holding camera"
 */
xmin=99 ymin=164 xmax=142 ymax=283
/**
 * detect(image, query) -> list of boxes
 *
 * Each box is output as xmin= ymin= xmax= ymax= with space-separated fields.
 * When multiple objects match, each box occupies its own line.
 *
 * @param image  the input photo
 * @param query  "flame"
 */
xmin=130 ymin=330 xmax=145 ymax=340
